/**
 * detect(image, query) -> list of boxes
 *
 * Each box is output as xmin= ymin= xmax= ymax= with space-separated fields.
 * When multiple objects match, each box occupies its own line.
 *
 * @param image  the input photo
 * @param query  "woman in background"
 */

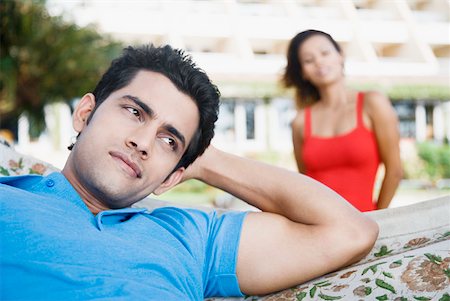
xmin=282 ymin=29 xmax=403 ymax=211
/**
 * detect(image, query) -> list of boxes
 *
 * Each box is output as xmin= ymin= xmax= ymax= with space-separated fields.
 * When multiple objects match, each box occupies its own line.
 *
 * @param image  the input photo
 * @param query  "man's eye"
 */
xmin=161 ymin=137 xmax=177 ymax=150
xmin=126 ymin=107 xmax=140 ymax=118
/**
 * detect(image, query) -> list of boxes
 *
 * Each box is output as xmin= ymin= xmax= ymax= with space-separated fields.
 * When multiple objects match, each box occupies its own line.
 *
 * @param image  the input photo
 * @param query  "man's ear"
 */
xmin=73 ymin=93 xmax=96 ymax=132
xmin=153 ymin=168 xmax=185 ymax=195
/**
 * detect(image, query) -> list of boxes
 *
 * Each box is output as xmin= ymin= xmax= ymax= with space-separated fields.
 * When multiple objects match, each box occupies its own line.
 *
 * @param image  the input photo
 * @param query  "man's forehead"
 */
xmin=117 ymin=71 xmax=189 ymax=103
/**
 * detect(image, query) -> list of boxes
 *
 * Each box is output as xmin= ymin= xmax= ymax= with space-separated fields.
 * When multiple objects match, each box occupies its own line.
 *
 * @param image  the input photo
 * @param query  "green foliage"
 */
xmin=348 ymin=83 xmax=450 ymax=101
xmin=374 ymin=245 xmax=393 ymax=257
xmin=317 ymin=293 xmax=342 ymax=300
xmin=309 ymin=285 xmax=317 ymax=298
xmin=424 ymin=253 xmax=443 ymax=264
xmin=375 ymin=278 xmax=396 ymax=294
xmin=375 ymin=295 xmax=388 ymax=301
xmin=0 ymin=165 xmax=10 ymax=176
xmin=388 ymin=85 xmax=450 ymax=101
xmin=170 ymin=179 xmax=210 ymax=194
xmin=153 ymin=179 xmax=222 ymax=206
xmin=382 ymin=271 xmax=393 ymax=278
xmin=443 ymin=268 xmax=450 ymax=278
xmin=414 ymin=296 xmax=432 ymax=301
xmin=0 ymin=0 xmax=123 ymax=137
xmin=296 ymin=292 xmax=307 ymax=301
xmin=231 ymin=80 xmax=450 ymax=101
xmin=362 ymin=262 xmax=387 ymax=275
xmin=417 ymin=142 xmax=450 ymax=180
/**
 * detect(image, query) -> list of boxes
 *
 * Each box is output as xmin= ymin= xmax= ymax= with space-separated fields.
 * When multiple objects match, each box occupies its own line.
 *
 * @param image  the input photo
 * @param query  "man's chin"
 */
xmin=87 ymin=182 xmax=131 ymax=207
xmin=84 ymin=171 xmax=151 ymax=207
xmin=98 ymin=190 xmax=139 ymax=208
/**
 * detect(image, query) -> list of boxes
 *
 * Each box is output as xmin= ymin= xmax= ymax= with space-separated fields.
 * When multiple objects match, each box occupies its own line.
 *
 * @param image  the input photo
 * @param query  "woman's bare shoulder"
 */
xmin=291 ymin=109 xmax=306 ymax=128
xmin=363 ymin=90 xmax=390 ymax=105
xmin=362 ymin=90 xmax=397 ymax=126
xmin=363 ymin=90 xmax=393 ymax=114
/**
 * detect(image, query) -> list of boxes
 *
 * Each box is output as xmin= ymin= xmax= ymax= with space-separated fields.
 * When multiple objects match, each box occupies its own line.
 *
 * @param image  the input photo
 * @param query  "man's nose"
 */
xmin=126 ymin=127 xmax=156 ymax=159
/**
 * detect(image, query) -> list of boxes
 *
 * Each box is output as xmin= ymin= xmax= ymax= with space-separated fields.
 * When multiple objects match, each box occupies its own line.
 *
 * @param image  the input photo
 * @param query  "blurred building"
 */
xmin=40 ymin=0 xmax=449 ymax=156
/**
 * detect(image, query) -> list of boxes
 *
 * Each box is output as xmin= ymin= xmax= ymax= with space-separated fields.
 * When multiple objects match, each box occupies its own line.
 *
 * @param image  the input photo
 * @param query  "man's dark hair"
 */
xmin=86 ymin=44 xmax=220 ymax=170
xmin=282 ymin=29 xmax=342 ymax=108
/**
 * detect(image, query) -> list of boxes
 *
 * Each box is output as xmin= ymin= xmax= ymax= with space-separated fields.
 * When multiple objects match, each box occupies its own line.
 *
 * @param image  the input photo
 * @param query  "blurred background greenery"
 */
xmin=416 ymin=142 xmax=450 ymax=180
xmin=0 ymin=0 xmax=123 ymax=138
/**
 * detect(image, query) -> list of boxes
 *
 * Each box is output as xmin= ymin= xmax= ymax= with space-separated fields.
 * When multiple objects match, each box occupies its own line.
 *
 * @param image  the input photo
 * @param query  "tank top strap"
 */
xmin=304 ymin=107 xmax=312 ymax=138
xmin=356 ymin=92 xmax=365 ymax=127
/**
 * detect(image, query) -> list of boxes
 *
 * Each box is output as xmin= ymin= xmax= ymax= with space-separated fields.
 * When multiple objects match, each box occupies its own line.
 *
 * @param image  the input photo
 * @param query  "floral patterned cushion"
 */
xmin=1 ymin=139 xmax=449 ymax=301
xmin=235 ymin=198 xmax=449 ymax=301
xmin=0 ymin=139 xmax=58 ymax=177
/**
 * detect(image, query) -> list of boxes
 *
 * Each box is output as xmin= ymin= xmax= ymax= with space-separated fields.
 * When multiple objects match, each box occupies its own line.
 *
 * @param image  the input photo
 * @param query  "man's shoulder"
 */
xmin=145 ymin=206 xmax=247 ymax=235
xmin=0 ymin=172 xmax=69 ymax=201
xmin=149 ymin=205 xmax=246 ymax=221
xmin=146 ymin=206 xmax=212 ymax=227
xmin=0 ymin=174 xmax=44 ymax=190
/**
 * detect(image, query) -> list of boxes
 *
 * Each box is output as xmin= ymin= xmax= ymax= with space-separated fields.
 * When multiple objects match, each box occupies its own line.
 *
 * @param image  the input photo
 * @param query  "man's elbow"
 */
xmin=362 ymin=217 xmax=379 ymax=250
xmin=349 ymin=216 xmax=379 ymax=263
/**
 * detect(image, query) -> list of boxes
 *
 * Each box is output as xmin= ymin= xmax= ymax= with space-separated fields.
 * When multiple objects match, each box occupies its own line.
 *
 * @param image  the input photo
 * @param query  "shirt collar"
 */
xmin=34 ymin=172 xmax=149 ymax=230
xmin=95 ymin=207 xmax=148 ymax=231
xmin=30 ymin=172 xmax=93 ymax=215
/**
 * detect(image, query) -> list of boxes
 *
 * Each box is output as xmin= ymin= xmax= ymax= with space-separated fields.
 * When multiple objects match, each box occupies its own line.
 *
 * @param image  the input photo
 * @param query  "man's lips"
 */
xmin=109 ymin=151 xmax=142 ymax=178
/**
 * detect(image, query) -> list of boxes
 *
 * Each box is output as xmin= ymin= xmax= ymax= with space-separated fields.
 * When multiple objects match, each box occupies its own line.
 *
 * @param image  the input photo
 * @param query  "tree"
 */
xmin=0 ymin=0 xmax=123 ymax=138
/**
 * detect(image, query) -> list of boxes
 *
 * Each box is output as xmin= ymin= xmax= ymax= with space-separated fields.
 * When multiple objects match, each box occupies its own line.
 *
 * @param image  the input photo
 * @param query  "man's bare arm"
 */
xmin=183 ymin=146 xmax=379 ymax=295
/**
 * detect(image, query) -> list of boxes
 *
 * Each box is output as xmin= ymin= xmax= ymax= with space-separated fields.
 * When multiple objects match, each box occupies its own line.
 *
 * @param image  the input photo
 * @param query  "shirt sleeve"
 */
xmin=149 ymin=206 xmax=248 ymax=298
xmin=203 ymin=210 xmax=248 ymax=298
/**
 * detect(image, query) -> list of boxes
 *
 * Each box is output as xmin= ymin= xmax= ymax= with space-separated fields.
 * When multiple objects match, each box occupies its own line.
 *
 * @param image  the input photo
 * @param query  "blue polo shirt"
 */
xmin=0 ymin=172 xmax=247 ymax=300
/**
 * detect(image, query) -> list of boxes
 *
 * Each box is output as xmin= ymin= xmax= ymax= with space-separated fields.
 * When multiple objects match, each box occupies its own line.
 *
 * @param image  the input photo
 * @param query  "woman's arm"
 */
xmin=291 ymin=111 xmax=306 ymax=173
xmin=365 ymin=91 xmax=403 ymax=209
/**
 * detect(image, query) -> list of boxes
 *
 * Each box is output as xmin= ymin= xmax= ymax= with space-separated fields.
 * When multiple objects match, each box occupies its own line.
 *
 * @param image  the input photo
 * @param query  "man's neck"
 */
xmin=61 ymin=165 xmax=110 ymax=215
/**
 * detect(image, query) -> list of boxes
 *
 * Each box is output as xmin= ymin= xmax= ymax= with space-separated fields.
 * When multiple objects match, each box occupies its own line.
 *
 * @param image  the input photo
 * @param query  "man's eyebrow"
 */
xmin=122 ymin=94 xmax=186 ymax=149
xmin=122 ymin=95 xmax=153 ymax=117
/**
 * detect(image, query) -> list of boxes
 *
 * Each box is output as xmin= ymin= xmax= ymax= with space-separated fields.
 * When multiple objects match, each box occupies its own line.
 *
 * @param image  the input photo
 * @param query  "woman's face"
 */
xmin=297 ymin=34 xmax=344 ymax=87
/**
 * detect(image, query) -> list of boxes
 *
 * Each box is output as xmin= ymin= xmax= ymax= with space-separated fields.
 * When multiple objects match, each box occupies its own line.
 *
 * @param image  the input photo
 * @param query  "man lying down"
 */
xmin=0 ymin=44 xmax=378 ymax=300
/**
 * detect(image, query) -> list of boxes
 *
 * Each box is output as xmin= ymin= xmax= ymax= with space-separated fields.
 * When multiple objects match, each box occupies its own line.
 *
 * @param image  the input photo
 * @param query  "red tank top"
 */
xmin=301 ymin=92 xmax=380 ymax=211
